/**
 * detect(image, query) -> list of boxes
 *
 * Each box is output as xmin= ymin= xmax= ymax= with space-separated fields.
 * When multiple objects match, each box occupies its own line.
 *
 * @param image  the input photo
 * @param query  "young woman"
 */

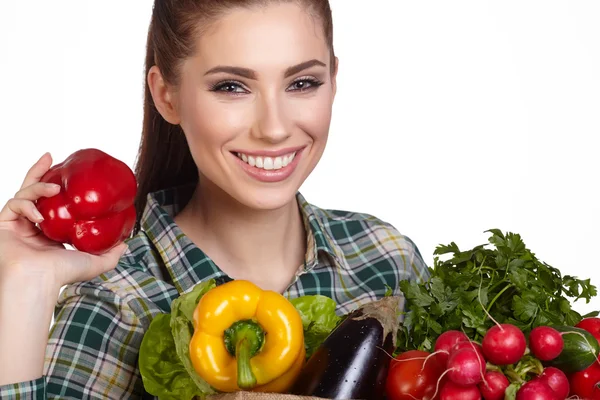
xmin=0 ymin=0 xmax=429 ymax=397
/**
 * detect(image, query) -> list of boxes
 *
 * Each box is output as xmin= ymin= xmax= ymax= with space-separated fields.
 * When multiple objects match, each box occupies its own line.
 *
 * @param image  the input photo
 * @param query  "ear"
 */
xmin=147 ymin=65 xmax=181 ymax=125
xmin=331 ymin=56 xmax=339 ymax=99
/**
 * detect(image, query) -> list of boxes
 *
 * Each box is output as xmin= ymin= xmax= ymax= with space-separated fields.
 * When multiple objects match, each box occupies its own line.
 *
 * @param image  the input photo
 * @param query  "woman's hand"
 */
xmin=0 ymin=152 xmax=127 ymax=385
xmin=0 ymin=152 xmax=127 ymax=290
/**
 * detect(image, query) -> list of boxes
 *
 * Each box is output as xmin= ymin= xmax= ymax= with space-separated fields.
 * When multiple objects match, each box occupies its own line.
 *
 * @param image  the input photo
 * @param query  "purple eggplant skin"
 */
xmin=289 ymin=296 xmax=400 ymax=400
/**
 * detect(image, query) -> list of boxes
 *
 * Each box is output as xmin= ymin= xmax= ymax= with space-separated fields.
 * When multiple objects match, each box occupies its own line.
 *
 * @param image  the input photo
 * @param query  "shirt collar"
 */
xmin=140 ymin=185 xmax=227 ymax=294
xmin=295 ymin=192 xmax=341 ymax=271
xmin=140 ymin=185 xmax=341 ymax=294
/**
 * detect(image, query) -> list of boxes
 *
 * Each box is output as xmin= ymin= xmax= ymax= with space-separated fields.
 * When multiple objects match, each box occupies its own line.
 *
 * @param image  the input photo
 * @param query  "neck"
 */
xmin=174 ymin=180 xmax=306 ymax=291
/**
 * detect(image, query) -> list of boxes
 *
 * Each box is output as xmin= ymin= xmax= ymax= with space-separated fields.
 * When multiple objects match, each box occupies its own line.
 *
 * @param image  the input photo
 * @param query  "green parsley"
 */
xmin=397 ymin=229 xmax=598 ymax=352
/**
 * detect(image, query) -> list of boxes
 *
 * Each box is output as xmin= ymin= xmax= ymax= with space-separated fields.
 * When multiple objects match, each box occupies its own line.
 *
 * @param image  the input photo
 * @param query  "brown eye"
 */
xmin=221 ymin=84 xmax=237 ymax=92
xmin=293 ymin=81 xmax=310 ymax=90
xmin=211 ymin=81 xmax=248 ymax=94
xmin=287 ymin=78 xmax=324 ymax=92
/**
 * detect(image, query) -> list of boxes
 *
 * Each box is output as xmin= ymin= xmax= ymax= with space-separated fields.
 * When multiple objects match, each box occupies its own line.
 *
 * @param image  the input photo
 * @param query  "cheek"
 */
xmin=179 ymin=91 xmax=250 ymax=150
xmin=290 ymin=93 xmax=333 ymax=142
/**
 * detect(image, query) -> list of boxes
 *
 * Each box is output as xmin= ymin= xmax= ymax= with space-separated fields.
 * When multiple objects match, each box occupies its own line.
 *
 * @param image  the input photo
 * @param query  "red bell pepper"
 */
xmin=36 ymin=148 xmax=137 ymax=255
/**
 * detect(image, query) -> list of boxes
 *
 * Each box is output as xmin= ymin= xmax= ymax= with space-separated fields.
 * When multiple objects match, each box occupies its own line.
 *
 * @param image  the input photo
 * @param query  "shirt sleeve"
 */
xmin=0 ymin=377 xmax=47 ymax=399
xmin=4 ymin=282 xmax=147 ymax=399
xmin=407 ymin=236 xmax=431 ymax=284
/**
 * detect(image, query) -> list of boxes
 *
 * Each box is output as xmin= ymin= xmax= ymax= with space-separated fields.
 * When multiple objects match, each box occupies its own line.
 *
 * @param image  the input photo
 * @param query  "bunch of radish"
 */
xmin=387 ymin=283 xmax=600 ymax=400
xmin=424 ymin=323 xmax=570 ymax=400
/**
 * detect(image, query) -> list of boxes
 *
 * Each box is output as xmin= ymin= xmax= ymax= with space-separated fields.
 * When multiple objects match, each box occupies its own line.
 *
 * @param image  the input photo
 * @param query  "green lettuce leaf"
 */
xmin=290 ymin=295 xmax=341 ymax=358
xmin=139 ymin=313 xmax=207 ymax=400
xmin=139 ymin=280 xmax=218 ymax=399
xmin=170 ymin=279 xmax=218 ymax=397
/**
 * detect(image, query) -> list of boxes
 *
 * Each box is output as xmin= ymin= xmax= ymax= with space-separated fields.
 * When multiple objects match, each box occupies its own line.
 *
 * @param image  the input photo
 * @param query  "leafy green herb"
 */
xmin=397 ymin=229 xmax=598 ymax=352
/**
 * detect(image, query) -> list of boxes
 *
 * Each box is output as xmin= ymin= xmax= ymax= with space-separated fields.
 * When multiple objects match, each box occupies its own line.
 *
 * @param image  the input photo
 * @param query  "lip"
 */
xmin=232 ymin=148 xmax=304 ymax=183
xmin=229 ymin=145 xmax=306 ymax=158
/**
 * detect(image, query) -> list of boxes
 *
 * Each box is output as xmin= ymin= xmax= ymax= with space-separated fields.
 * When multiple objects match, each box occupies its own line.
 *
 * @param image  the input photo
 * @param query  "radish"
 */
xmin=430 ymin=344 xmax=486 ymax=399
xmin=478 ymin=371 xmax=509 ymax=400
xmin=528 ymin=326 xmax=564 ymax=361
xmin=515 ymin=380 xmax=555 ymax=400
xmin=434 ymin=330 xmax=469 ymax=367
xmin=536 ymin=367 xmax=569 ymax=400
xmin=446 ymin=346 xmax=486 ymax=386
xmin=481 ymin=324 xmax=526 ymax=365
xmin=452 ymin=340 xmax=484 ymax=357
xmin=440 ymin=380 xmax=481 ymax=400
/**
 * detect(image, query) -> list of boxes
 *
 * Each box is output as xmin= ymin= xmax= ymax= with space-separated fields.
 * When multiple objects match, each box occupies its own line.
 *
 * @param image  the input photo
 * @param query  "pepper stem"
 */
xmin=235 ymin=338 xmax=256 ymax=389
xmin=223 ymin=320 xmax=265 ymax=389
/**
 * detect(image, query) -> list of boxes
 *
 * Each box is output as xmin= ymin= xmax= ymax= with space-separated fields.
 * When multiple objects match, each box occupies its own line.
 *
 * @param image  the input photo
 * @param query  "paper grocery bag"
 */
xmin=193 ymin=391 xmax=356 ymax=400
xmin=207 ymin=393 xmax=332 ymax=399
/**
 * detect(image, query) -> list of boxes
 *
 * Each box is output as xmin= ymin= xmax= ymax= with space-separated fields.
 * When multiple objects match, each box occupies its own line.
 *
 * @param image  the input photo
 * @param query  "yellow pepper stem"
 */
xmin=223 ymin=320 xmax=265 ymax=389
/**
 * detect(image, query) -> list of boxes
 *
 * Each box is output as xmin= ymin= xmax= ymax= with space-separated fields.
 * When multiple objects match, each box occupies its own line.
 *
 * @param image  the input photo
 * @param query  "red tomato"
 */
xmin=576 ymin=317 xmax=600 ymax=342
xmin=569 ymin=362 xmax=600 ymax=399
xmin=572 ymin=317 xmax=600 ymax=399
xmin=386 ymin=350 xmax=444 ymax=400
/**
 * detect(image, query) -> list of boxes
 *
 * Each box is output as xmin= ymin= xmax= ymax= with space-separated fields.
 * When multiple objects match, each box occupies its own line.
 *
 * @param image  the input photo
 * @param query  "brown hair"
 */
xmin=133 ymin=0 xmax=335 ymax=231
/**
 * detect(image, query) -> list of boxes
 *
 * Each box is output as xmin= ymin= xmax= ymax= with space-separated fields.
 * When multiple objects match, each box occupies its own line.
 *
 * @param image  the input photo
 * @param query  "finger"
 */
xmin=14 ymin=182 xmax=61 ymax=201
xmin=66 ymin=243 xmax=128 ymax=284
xmin=0 ymin=198 xmax=44 ymax=223
xmin=20 ymin=152 xmax=53 ymax=190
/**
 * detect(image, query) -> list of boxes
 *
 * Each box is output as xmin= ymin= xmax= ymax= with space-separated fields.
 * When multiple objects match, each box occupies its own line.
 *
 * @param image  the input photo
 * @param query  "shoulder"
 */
xmin=306 ymin=200 xmax=430 ymax=284
xmin=307 ymin=200 xmax=420 ymax=257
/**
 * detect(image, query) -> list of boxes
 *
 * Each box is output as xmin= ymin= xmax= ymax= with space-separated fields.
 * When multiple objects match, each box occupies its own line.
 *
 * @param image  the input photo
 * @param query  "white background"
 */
xmin=0 ymin=1 xmax=599 ymax=314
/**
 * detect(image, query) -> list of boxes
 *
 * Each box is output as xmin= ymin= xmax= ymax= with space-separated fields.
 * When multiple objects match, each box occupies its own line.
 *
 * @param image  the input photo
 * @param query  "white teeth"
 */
xmin=263 ymin=157 xmax=274 ymax=170
xmin=236 ymin=151 xmax=297 ymax=170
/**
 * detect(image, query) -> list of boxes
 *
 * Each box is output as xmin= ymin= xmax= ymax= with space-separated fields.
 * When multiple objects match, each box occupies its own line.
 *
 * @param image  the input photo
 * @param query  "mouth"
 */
xmin=230 ymin=147 xmax=304 ymax=183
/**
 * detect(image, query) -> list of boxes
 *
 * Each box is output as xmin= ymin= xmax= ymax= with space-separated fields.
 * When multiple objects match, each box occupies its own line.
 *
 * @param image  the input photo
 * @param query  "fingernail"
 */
xmin=46 ymin=183 xmax=61 ymax=191
xmin=37 ymin=152 xmax=49 ymax=163
xmin=118 ymin=244 xmax=128 ymax=255
xmin=33 ymin=208 xmax=44 ymax=221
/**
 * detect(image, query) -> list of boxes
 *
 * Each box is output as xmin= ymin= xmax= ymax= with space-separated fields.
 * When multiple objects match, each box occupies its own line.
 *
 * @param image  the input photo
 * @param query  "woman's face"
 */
xmin=172 ymin=3 xmax=337 ymax=210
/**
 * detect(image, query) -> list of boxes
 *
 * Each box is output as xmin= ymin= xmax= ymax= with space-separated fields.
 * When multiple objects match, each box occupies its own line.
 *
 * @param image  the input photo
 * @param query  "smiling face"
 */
xmin=162 ymin=3 xmax=337 ymax=210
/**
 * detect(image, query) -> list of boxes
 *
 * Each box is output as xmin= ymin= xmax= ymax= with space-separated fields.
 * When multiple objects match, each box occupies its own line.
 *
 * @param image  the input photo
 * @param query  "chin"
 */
xmin=230 ymin=184 xmax=300 ymax=211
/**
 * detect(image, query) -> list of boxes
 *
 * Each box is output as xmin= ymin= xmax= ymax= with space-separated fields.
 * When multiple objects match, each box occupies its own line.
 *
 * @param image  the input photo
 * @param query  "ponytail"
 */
xmin=132 ymin=23 xmax=198 ymax=233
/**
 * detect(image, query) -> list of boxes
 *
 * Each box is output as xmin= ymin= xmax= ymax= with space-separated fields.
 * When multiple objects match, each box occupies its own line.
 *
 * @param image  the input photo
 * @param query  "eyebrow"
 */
xmin=204 ymin=59 xmax=327 ymax=79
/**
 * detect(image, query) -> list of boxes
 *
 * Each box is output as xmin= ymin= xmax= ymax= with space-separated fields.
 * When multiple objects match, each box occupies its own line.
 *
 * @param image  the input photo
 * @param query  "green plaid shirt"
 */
xmin=0 ymin=185 xmax=429 ymax=399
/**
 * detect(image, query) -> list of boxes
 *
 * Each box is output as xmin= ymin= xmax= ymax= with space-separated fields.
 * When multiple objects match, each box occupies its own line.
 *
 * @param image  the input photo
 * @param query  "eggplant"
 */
xmin=289 ymin=296 xmax=400 ymax=400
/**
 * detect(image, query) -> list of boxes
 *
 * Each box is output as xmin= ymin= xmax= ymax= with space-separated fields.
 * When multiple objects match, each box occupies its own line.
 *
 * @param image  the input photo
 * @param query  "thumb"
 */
xmin=66 ymin=242 xmax=128 ymax=284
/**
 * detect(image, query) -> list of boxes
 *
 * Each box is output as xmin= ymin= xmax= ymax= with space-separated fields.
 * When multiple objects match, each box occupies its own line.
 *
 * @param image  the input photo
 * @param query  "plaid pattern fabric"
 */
xmin=0 ymin=184 xmax=429 ymax=399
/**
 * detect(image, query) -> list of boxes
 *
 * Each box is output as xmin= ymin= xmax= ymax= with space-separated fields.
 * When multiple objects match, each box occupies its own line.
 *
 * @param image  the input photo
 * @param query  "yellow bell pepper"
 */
xmin=189 ymin=280 xmax=305 ymax=393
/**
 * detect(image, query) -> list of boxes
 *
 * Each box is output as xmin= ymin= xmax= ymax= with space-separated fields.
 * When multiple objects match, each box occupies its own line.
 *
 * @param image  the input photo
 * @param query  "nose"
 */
xmin=251 ymin=92 xmax=291 ymax=143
